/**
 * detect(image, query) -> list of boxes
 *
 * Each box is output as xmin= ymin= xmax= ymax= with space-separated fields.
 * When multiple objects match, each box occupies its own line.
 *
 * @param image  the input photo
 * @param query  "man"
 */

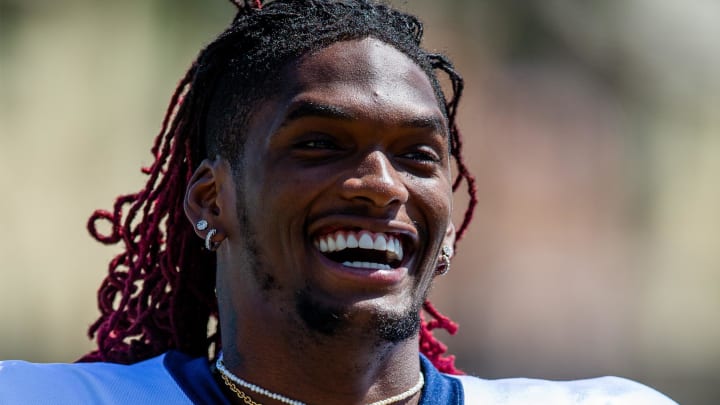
xmin=0 ymin=1 xmax=676 ymax=404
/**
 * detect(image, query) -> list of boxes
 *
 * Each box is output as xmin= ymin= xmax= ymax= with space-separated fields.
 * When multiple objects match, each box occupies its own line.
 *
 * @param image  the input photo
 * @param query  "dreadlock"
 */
xmin=80 ymin=0 xmax=477 ymax=375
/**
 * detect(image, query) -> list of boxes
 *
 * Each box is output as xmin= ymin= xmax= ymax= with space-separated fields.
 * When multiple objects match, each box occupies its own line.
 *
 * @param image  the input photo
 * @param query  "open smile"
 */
xmin=314 ymin=230 xmax=405 ymax=270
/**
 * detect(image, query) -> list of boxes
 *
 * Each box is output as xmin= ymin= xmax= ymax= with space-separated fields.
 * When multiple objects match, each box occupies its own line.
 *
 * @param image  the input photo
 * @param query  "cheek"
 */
xmin=261 ymin=165 xmax=320 ymax=205
xmin=250 ymin=163 xmax=327 ymax=234
xmin=411 ymin=177 xmax=453 ymax=222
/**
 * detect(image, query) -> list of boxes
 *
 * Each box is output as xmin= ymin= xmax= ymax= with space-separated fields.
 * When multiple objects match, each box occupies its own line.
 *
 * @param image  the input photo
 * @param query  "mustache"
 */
xmin=304 ymin=206 xmax=427 ymax=240
xmin=305 ymin=205 xmax=401 ymax=223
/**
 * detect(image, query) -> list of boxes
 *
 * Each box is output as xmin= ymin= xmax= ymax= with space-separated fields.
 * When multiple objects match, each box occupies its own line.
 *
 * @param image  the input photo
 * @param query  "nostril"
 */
xmin=341 ymin=155 xmax=409 ymax=207
xmin=341 ymin=181 xmax=408 ymax=207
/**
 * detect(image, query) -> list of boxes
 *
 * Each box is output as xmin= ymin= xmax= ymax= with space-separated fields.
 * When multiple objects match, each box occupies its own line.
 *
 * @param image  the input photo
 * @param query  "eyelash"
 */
xmin=295 ymin=139 xmax=339 ymax=150
xmin=291 ymin=137 xmax=443 ymax=168
xmin=401 ymin=148 xmax=441 ymax=164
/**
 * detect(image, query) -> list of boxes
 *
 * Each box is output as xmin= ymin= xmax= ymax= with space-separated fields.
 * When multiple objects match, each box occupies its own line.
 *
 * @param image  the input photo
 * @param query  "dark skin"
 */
xmin=185 ymin=38 xmax=455 ymax=405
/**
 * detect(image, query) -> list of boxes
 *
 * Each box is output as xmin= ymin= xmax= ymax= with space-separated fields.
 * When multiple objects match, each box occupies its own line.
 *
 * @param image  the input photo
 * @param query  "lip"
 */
xmin=308 ymin=215 xmax=418 ymax=258
xmin=306 ymin=214 xmax=419 ymax=286
xmin=312 ymin=248 xmax=410 ymax=286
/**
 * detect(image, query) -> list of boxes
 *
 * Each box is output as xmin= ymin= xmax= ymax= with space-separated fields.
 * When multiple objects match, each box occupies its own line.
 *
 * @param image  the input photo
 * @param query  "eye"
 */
xmin=399 ymin=146 xmax=441 ymax=164
xmin=294 ymin=139 xmax=339 ymax=150
xmin=289 ymin=135 xmax=346 ymax=163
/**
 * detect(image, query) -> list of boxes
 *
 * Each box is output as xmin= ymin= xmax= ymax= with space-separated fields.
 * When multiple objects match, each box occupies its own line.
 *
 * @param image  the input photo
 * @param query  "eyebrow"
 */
xmin=279 ymin=101 xmax=447 ymax=135
xmin=403 ymin=115 xmax=446 ymax=133
xmin=281 ymin=102 xmax=354 ymax=126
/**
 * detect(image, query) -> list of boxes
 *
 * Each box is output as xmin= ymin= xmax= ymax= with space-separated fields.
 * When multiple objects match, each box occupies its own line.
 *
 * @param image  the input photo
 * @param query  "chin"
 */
xmin=294 ymin=284 xmax=424 ymax=343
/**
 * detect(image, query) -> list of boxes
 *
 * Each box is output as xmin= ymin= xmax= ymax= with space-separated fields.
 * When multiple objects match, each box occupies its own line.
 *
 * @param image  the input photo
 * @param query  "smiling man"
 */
xmin=194 ymin=36 xmax=460 ymax=403
xmin=0 ymin=1 xmax=677 ymax=404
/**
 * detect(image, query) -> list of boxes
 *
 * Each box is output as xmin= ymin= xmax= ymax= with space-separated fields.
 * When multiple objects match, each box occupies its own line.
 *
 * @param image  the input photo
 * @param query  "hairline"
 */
xmin=204 ymin=34 xmax=451 ymax=172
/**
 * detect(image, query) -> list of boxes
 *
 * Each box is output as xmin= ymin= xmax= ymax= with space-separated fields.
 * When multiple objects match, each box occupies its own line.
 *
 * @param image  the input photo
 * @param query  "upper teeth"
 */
xmin=315 ymin=230 xmax=403 ymax=261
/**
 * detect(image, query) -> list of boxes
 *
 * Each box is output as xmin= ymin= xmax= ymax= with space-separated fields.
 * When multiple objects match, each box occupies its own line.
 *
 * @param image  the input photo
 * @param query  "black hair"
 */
xmin=83 ymin=0 xmax=477 ymax=374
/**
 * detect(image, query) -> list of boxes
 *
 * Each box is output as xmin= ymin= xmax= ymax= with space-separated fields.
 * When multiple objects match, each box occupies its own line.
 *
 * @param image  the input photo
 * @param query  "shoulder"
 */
xmin=452 ymin=374 xmax=678 ymax=405
xmin=0 ymin=353 xmax=192 ymax=405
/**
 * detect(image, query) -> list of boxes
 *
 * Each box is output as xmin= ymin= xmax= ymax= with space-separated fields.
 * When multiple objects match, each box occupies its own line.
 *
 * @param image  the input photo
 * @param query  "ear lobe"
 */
xmin=433 ymin=222 xmax=457 ymax=277
xmin=184 ymin=158 xmax=232 ymax=238
xmin=443 ymin=222 xmax=456 ymax=252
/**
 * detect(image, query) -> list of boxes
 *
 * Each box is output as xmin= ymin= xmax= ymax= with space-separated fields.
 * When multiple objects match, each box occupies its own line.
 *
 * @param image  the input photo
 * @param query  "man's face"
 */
xmin=223 ymin=37 xmax=453 ymax=341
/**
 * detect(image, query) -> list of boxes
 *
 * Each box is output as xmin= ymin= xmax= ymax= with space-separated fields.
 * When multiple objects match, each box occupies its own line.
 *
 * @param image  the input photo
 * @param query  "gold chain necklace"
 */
xmin=221 ymin=373 xmax=262 ymax=405
xmin=215 ymin=353 xmax=424 ymax=405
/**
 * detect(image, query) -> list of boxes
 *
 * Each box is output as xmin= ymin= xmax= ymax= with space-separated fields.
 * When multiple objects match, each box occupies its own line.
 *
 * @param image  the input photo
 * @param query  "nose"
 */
xmin=340 ymin=150 xmax=409 ymax=208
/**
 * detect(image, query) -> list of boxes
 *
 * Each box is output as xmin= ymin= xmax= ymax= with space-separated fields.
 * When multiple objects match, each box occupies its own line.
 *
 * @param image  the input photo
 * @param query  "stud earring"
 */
xmin=196 ymin=219 xmax=208 ymax=231
xmin=435 ymin=245 xmax=453 ymax=276
xmin=205 ymin=228 xmax=221 ymax=251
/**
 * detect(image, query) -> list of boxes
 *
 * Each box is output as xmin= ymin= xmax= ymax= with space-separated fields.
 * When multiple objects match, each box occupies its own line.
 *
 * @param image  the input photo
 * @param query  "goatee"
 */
xmin=295 ymin=287 xmax=422 ymax=343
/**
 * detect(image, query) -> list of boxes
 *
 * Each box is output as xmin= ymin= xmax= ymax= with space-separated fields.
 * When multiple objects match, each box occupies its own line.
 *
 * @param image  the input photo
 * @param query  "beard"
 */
xmin=238 ymin=211 xmax=422 ymax=343
xmin=236 ymin=180 xmax=426 ymax=343
xmin=294 ymin=285 xmax=423 ymax=343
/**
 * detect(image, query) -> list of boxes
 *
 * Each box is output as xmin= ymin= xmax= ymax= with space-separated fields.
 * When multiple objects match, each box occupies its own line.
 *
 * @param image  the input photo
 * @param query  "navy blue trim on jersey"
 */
xmin=163 ymin=351 xmax=463 ymax=404
xmin=418 ymin=354 xmax=463 ymax=405
xmin=164 ymin=351 xmax=230 ymax=405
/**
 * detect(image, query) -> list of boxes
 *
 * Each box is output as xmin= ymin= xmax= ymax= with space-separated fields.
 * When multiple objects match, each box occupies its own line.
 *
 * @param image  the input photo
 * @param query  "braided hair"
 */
xmin=81 ymin=0 xmax=477 ymax=375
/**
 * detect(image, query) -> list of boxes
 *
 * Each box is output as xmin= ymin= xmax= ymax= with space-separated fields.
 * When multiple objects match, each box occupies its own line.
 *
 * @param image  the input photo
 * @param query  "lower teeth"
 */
xmin=342 ymin=261 xmax=391 ymax=270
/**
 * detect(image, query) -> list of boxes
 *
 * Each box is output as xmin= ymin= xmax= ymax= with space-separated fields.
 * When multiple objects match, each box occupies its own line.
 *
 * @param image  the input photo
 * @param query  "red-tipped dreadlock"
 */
xmin=81 ymin=0 xmax=477 ymax=375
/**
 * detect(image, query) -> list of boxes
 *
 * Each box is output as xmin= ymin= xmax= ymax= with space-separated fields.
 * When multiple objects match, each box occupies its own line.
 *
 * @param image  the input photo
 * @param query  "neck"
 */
xmin=219 ymin=307 xmax=422 ymax=404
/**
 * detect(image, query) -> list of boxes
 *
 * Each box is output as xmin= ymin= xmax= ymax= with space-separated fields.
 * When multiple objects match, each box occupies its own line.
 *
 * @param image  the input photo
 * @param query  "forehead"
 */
xmin=270 ymin=37 xmax=444 ymax=125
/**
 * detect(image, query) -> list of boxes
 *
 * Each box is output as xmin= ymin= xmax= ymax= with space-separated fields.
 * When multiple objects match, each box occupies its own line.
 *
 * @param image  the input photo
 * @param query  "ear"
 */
xmin=442 ymin=222 xmax=456 ymax=255
xmin=433 ymin=222 xmax=456 ymax=277
xmin=184 ymin=157 xmax=236 ymax=240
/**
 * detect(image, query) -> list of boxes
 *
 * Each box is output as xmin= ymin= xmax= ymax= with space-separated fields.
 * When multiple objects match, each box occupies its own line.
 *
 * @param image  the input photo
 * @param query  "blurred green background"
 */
xmin=1 ymin=0 xmax=718 ymax=403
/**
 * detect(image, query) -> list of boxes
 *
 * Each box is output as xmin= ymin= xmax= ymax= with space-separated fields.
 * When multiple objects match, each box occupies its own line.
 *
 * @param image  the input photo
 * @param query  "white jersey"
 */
xmin=453 ymin=374 xmax=678 ymax=405
xmin=0 ymin=351 xmax=677 ymax=404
